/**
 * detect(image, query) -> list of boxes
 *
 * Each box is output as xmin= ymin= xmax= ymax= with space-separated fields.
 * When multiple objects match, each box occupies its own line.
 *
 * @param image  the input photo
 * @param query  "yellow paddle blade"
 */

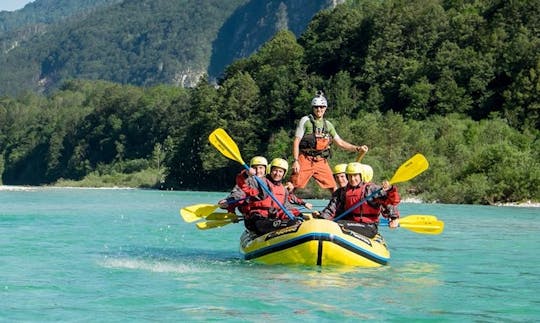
xmin=400 ymin=220 xmax=444 ymax=235
xmin=382 ymin=215 xmax=444 ymax=235
xmin=208 ymin=128 xmax=246 ymax=165
xmin=180 ymin=208 xmax=199 ymax=223
xmin=389 ymin=153 xmax=429 ymax=185
xmin=399 ymin=215 xmax=439 ymax=225
xmin=180 ymin=204 xmax=220 ymax=222
xmin=396 ymin=215 xmax=444 ymax=235
xmin=205 ymin=212 xmax=239 ymax=221
xmin=196 ymin=220 xmax=235 ymax=230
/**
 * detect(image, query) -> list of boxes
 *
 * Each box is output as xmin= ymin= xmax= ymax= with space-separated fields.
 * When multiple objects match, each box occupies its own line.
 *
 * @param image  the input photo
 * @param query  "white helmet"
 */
xmin=311 ymin=90 xmax=327 ymax=107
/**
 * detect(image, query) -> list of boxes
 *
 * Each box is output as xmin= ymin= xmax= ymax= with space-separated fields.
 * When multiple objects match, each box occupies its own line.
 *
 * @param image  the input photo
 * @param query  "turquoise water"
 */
xmin=1 ymin=187 xmax=539 ymax=322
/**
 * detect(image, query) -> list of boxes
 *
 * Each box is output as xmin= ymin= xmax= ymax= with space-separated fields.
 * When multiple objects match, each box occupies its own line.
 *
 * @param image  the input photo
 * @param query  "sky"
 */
xmin=0 ymin=0 xmax=34 ymax=12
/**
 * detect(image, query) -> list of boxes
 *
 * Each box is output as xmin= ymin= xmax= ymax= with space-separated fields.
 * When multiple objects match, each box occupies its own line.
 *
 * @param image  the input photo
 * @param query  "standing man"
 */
xmin=291 ymin=91 xmax=368 ymax=193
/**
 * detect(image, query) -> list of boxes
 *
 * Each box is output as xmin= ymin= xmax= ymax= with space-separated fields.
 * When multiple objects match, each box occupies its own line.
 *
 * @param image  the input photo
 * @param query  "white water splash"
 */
xmin=99 ymin=257 xmax=209 ymax=274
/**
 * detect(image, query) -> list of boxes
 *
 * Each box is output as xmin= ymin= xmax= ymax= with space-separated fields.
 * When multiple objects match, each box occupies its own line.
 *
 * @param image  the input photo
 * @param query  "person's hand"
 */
xmin=304 ymin=202 xmax=313 ymax=210
xmin=381 ymin=180 xmax=391 ymax=191
xmin=312 ymin=210 xmax=321 ymax=218
xmin=389 ymin=218 xmax=399 ymax=229
xmin=218 ymin=199 xmax=228 ymax=209
xmin=292 ymin=160 xmax=300 ymax=174
xmin=247 ymin=167 xmax=256 ymax=176
xmin=285 ymin=181 xmax=295 ymax=192
xmin=355 ymin=145 xmax=368 ymax=153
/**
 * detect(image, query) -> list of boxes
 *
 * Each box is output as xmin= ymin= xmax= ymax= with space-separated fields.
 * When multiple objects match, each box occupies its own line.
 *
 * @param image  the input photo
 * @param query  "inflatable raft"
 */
xmin=240 ymin=217 xmax=390 ymax=267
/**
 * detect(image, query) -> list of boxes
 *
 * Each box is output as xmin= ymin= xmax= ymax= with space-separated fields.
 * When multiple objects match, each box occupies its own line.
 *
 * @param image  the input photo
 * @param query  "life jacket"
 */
xmin=248 ymin=177 xmax=288 ymax=220
xmin=228 ymin=198 xmax=250 ymax=215
xmin=343 ymin=183 xmax=381 ymax=223
xmin=299 ymin=114 xmax=332 ymax=158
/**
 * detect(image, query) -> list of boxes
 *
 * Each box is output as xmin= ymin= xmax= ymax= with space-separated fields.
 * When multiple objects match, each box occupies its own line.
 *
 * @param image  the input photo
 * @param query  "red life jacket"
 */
xmin=343 ymin=183 xmax=381 ymax=223
xmin=249 ymin=178 xmax=288 ymax=219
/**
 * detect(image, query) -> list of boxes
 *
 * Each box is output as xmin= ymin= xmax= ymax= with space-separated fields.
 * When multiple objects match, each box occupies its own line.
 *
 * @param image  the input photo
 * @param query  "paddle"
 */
xmin=206 ymin=212 xmax=240 ymax=221
xmin=209 ymin=128 xmax=296 ymax=221
xmin=380 ymin=215 xmax=444 ymax=235
xmin=196 ymin=219 xmax=235 ymax=230
xmin=196 ymin=213 xmax=443 ymax=234
xmin=356 ymin=149 xmax=367 ymax=162
xmin=195 ymin=212 xmax=243 ymax=230
xmin=180 ymin=197 xmax=247 ymax=223
xmin=333 ymin=153 xmax=429 ymax=222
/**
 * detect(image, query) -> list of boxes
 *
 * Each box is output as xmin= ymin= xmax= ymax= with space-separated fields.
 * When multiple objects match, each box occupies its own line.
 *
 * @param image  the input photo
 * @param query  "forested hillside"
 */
xmin=0 ymin=0 xmax=120 ymax=35
xmin=0 ymin=0 xmax=247 ymax=95
xmin=0 ymin=0 xmax=122 ymax=58
xmin=208 ymin=0 xmax=337 ymax=78
xmin=0 ymin=0 xmax=538 ymax=204
xmin=0 ymin=0 xmax=335 ymax=96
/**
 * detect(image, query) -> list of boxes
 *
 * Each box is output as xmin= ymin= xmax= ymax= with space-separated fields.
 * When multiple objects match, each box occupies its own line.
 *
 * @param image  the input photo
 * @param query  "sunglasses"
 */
xmin=313 ymin=106 xmax=326 ymax=109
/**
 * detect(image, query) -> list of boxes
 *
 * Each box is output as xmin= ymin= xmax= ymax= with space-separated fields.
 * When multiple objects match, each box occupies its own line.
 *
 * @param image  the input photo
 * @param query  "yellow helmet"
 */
xmin=346 ymin=162 xmax=363 ymax=175
xmin=250 ymin=156 xmax=268 ymax=167
xmin=346 ymin=163 xmax=373 ymax=182
xmin=269 ymin=158 xmax=288 ymax=176
xmin=360 ymin=164 xmax=374 ymax=182
xmin=333 ymin=163 xmax=347 ymax=175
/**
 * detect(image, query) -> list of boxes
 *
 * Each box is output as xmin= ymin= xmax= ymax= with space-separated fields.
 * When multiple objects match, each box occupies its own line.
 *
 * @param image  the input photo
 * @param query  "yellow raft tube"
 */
xmin=240 ymin=217 xmax=390 ymax=267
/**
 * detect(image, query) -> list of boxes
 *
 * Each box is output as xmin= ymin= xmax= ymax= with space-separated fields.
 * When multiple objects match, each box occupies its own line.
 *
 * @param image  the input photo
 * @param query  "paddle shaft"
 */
xmin=356 ymin=150 xmax=367 ymax=162
xmin=222 ymin=196 xmax=248 ymax=207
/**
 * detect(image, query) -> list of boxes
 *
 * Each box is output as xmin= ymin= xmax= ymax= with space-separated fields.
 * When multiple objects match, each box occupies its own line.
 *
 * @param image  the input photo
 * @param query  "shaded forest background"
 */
xmin=1 ymin=0 xmax=539 ymax=204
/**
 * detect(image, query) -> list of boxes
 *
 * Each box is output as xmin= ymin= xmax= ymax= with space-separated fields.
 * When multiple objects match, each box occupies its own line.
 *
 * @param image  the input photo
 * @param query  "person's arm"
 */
xmin=327 ymin=121 xmax=368 ymax=153
xmin=236 ymin=170 xmax=262 ymax=197
xmin=292 ymin=137 xmax=301 ymax=174
xmin=382 ymin=205 xmax=400 ymax=228
xmin=373 ymin=181 xmax=400 ymax=228
xmin=313 ymin=188 xmax=342 ymax=219
xmin=333 ymin=136 xmax=368 ymax=153
xmin=218 ymin=185 xmax=246 ymax=209
xmin=288 ymin=192 xmax=313 ymax=210
xmin=292 ymin=117 xmax=308 ymax=174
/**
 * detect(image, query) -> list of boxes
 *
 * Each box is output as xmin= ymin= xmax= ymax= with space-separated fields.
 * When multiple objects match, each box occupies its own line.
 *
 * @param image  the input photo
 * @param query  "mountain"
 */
xmin=0 ymin=0 xmax=121 ymax=53
xmin=0 ymin=0 xmax=121 ymax=32
xmin=208 ymin=0 xmax=340 ymax=79
xmin=0 ymin=0 xmax=340 ymax=96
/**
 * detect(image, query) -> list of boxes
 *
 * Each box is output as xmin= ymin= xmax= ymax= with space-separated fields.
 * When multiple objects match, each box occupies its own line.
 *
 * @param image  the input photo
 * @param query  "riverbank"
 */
xmin=2 ymin=185 xmax=539 ymax=207
xmin=400 ymin=197 xmax=540 ymax=207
